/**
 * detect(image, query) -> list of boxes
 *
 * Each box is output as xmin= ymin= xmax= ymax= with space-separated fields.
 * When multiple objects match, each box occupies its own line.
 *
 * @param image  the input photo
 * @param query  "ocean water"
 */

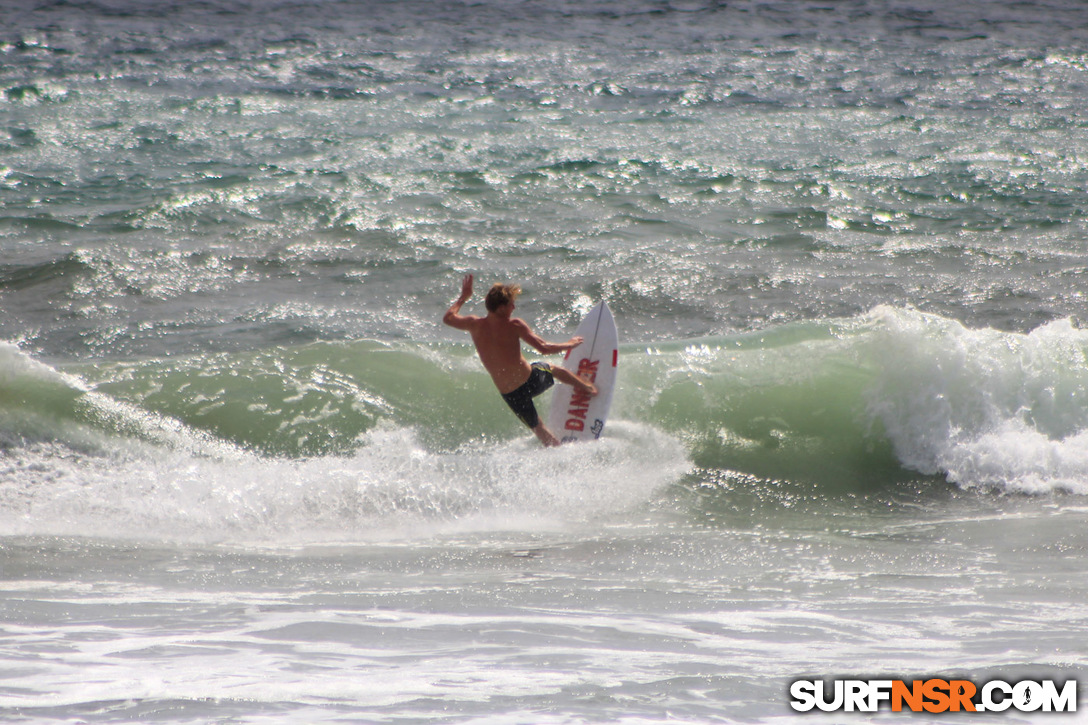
xmin=3 ymin=0 xmax=1088 ymax=721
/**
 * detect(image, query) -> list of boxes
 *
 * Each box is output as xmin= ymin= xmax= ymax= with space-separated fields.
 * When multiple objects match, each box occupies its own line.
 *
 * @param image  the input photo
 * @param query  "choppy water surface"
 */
xmin=2 ymin=0 xmax=1088 ymax=722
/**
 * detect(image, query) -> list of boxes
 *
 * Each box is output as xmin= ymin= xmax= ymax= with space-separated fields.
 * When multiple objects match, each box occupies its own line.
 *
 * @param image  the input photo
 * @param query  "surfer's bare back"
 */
xmin=443 ymin=274 xmax=597 ymax=447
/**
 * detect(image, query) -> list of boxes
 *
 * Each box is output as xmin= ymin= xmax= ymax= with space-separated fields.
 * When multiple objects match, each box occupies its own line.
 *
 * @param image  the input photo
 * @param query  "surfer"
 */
xmin=443 ymin=274 xmax=597 ymax=446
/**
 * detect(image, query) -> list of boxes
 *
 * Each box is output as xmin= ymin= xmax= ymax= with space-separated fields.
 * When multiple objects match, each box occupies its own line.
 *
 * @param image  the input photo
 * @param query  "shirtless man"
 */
xmin=442 ymin=274 xmax=597 ymax=446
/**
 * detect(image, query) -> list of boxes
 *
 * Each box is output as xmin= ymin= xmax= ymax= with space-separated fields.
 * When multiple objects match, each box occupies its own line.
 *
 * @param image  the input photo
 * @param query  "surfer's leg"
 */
xmin=502 ymin=374 xmax=557 ymax=446
xmin=550 ymin=365 xmax=598 ymax=396
xmin=531 ymin=421 xmax=561 ymax=447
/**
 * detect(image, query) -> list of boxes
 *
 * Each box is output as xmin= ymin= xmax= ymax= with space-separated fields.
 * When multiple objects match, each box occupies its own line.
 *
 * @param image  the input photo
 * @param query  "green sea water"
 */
xmin=2 ymin=0 xmax=1088 ymax=721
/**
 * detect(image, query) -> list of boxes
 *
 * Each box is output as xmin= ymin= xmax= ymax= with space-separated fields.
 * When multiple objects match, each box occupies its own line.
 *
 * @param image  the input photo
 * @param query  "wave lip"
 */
xmin=864 ymin=308 xmax=1088 ymax=494
xmin=621 ymin=307 xmax=1088 ymax=495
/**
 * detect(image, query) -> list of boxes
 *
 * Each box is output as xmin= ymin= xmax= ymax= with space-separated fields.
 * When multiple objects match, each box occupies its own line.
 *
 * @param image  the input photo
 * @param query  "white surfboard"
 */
xmin=548 ymin=301 xmax=618 ymax=443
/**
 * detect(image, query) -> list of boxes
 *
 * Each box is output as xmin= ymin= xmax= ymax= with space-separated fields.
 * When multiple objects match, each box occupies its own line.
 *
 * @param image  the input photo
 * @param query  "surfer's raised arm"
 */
xmin=442 ymin=274 xmax=477 ymax=330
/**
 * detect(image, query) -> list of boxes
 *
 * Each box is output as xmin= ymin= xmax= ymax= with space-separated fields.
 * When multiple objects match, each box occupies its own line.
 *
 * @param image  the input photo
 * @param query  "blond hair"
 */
xmin=485 ymin=283 xmax=521 ymax=312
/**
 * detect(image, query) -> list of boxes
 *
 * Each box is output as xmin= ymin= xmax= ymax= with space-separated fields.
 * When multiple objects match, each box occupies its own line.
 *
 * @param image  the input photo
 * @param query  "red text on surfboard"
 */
xmin=563 ymin=358 xmax=599 ymax=432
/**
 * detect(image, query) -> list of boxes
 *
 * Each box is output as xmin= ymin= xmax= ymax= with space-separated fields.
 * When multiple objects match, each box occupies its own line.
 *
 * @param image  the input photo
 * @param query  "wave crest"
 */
xmin=864 ymin=308 xmax=1088 ymax=493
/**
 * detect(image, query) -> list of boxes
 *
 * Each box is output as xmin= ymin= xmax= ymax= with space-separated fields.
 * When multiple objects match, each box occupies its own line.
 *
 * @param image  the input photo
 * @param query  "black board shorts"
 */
xmin=501 ymin=362 xmax=555 ymax=429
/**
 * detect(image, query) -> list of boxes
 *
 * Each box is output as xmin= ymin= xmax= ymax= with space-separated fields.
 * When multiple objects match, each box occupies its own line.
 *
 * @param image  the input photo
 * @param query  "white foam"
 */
xmin=0 ymin=421 xmax=690 ymax=545
xmin=0 ymin=340 xmax=87 ymax=390
xmin=864 ymin=307 xmax=1088 ymax=493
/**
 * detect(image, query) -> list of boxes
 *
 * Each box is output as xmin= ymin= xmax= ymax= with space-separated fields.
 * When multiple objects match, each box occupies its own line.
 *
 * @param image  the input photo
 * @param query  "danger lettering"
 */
xmin=564 ymin=358 xmax=598 ymax=431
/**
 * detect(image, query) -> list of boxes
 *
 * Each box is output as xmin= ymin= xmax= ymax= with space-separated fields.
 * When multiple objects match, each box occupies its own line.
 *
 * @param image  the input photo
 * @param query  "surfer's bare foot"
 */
xmin=532 ymin=422 xmax=561 ymax=447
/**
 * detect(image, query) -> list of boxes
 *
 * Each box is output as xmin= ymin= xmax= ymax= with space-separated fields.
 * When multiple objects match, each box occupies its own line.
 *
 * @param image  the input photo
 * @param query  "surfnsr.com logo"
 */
xmin=789 ymin=678 xmax=1078 ymax=713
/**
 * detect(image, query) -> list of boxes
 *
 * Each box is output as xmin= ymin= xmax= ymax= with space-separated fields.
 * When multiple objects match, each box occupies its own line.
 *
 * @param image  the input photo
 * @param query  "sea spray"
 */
xmin=863 ymin=307 xmax=1088 ymax=493
xmin=0 ymin=418 xmax=689 ymax=544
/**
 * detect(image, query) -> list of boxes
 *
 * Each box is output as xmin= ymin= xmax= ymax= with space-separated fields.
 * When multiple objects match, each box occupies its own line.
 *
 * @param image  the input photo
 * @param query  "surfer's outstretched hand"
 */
xmin=459 ymin=273 xmax=473 ymax=300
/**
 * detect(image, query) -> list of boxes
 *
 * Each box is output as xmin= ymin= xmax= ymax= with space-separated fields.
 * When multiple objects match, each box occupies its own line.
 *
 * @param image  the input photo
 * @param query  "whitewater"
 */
xmin=2 ymin=0 xmax=1088 ymax=722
